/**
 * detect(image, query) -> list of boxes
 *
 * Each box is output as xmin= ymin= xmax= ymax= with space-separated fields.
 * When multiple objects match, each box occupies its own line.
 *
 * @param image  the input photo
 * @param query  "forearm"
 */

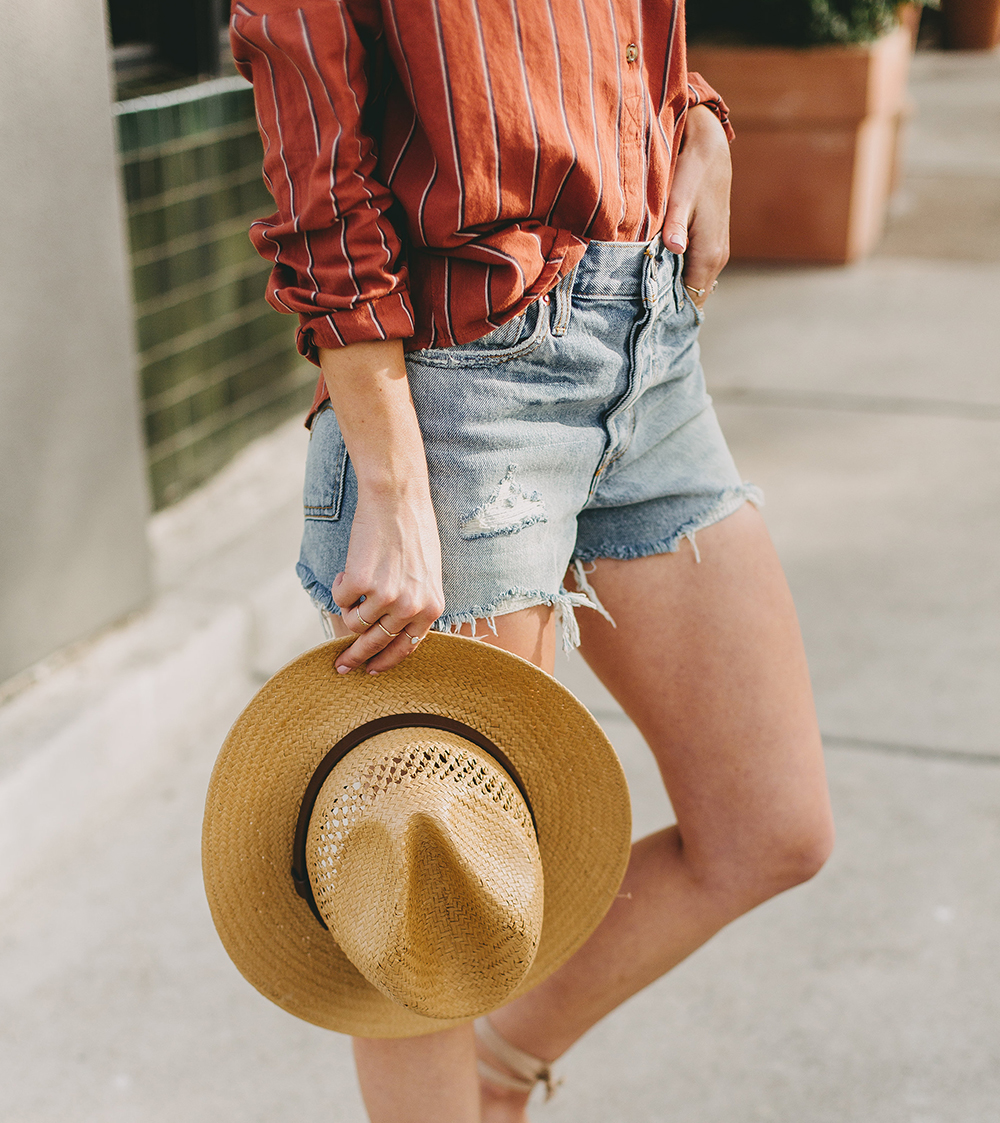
xmin=317 ymin=340 xmax=444 ymax=674
xmin=318 ymin=341 xmax=431 ymax=501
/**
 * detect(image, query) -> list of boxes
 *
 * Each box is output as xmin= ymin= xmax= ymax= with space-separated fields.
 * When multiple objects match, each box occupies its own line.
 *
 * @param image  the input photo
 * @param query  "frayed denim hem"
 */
xmin=434 ymin=585 xmax=612 ymax=654
xmin=297 ymin=562 xmax=339 ymax=614
xmin=296 ymin=564 xmax=613 ymax=654
xmin=573 ymin=483 xmax=764 ymax=565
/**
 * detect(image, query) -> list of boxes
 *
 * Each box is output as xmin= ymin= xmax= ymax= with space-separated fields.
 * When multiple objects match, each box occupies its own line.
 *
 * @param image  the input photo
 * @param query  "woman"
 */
xmin=232 ymin=1 xmax=835 ymax=1119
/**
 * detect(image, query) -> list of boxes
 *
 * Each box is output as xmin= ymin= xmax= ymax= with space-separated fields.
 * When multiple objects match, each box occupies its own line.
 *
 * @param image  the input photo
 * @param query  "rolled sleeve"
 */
xmin=232 ymin=0 xmax=414 ymax=362
xmin=686 ymin=71 xmax=736 ymax=142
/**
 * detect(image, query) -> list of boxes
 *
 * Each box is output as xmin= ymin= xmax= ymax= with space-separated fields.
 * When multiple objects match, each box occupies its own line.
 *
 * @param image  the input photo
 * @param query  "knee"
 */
xmin=698 ymin=810 xmax=835 ymax=911
xmin=761 ymin=813 xmax=835 ymax=894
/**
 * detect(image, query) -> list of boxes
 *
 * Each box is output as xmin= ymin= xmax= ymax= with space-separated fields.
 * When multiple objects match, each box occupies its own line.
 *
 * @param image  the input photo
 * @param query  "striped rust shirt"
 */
xmin=231 ymin=0 xmax=733 ymax=389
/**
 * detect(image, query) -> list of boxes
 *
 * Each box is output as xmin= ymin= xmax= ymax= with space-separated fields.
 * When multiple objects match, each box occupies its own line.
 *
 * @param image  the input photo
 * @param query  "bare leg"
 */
xmin=334 ymin=506 xmax=833 ymax=1122
xmin=353 ymin=1024 xmax=482 ymax=1123
xmin=480 ymin=504 xmax=834 ymax=1121
xmin=330 ymin=606 xmax=558 ymax=1123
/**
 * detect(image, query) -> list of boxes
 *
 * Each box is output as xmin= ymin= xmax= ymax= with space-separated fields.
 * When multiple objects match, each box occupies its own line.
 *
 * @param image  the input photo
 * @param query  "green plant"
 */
xmin=686 ymin=0 xmax=918 ymax=46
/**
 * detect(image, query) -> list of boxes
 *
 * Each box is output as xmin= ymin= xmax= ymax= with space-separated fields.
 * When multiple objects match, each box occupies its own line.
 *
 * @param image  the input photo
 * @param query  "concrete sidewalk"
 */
xmin=2 ymin=49 xmax=999 ymax=1123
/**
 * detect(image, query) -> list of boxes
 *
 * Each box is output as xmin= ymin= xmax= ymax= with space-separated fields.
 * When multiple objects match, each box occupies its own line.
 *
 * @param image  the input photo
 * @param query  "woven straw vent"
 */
xmin=306 ymin=728 xmax=544 ymax=1020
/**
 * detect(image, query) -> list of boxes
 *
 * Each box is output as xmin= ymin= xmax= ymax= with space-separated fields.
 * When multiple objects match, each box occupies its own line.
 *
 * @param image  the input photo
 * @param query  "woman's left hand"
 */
xmin=661 ymin=104 xmax=733 ymax=309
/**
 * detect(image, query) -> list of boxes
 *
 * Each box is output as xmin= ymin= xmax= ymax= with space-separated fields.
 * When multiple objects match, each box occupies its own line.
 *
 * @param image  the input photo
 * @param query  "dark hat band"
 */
xmin=291 ymin=713 xmax=536 ymax=928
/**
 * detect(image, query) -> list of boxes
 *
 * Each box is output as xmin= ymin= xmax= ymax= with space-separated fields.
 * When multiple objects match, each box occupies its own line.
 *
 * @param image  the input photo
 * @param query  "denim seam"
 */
xmin=584 ymin=250 xmax=660 ymax=500
xmin=551 ymin=268 xmax=575 ymax=336
xmin=304 ymin=414 xmax=348 ymax=519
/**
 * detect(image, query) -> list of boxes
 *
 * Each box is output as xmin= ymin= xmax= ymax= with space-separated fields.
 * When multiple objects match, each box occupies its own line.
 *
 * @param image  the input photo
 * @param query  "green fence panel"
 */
xmin=115 ymin=76 xmax=315 ymax=508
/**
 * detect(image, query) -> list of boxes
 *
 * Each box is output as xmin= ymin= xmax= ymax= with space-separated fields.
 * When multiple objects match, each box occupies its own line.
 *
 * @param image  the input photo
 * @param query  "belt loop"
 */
xmin=642 ymin=238 xmax=659 ymax=307
xmin=551 ymin=267 xmax=575 ymax=337
xmin=673 ymin=250 xmax=683 ymax=314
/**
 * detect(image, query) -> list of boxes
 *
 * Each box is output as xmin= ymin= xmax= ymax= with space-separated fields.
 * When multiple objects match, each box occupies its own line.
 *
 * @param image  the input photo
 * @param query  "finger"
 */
xmin=336 ymin=610 xmax=430 ymax=673
xmin=681 ymin=280 xmax=712 ymax=311
xmin=662 ymin=165 xmax=701 ymax=255
xmin=662 ymin=219 xmax=687 ymax=254
xmin=681 ymin=232 xmax=728 ymax=308
xmin=335 ymin=624 xmax=395 ymax=672
xmin=343 ymin=597 xmax=386 ymax=636
xmin=335 ymin=602 xmax=416 ymax=670
xmin=364 ymin=626 xmax=432 ymax=674
xmin=332 ymin=569 xmax=369 ymax=613
xmin=350 ymin=598 xmax=439 ymax=673
xmin=681 ymin=245 xmax=716 ymax=294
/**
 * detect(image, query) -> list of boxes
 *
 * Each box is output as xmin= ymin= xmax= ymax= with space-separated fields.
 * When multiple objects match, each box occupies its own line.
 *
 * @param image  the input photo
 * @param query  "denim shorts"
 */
xmin=297 ymin=239 xmax=761 ymax=649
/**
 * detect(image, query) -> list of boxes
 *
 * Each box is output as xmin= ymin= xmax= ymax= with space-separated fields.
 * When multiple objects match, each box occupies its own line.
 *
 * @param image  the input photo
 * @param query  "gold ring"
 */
xmin=356 ymin=606 xmax=375 ymax=628
xmin=402 ymin=629 xmax=422 ymax=645
xmin=684 ymin=280 xmax=718 ymax=298
xmin=376 ymin=620 xmax=400 ymax=638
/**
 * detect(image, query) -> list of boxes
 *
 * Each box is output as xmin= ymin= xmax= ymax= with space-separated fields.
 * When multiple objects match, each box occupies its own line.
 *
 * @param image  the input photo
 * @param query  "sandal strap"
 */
xmin=474 ymin=1017 xmax=561 ymax=1102
xmin=476 ymin=1059 xmax=537 ymax=1095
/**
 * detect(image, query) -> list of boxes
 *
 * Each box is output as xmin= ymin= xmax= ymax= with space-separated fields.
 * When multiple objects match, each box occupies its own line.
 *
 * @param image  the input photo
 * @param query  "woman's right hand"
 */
xmin=332 ymin=480 xmax=445 ymax=674
xmin=318 ymin=340 xmax=445 ymax=675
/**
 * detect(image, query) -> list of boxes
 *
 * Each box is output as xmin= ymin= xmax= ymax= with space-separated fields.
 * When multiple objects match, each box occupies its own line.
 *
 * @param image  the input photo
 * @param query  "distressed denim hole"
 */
xmin=459 ymin=467 xmax=547 ymax=540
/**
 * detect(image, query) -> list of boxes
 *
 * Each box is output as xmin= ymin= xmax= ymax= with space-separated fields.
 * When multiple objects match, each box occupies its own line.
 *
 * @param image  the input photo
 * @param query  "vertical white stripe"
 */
xmin=429 ymin=2 xmax=465 ymax=231
xmin=469 ymin=1 xmax=503 ymax=222
xmin=484 ymin=264 xmax=497 ymax=327
xmin=366 ymin=301 xmax=388 ymax=340
xmin=294 ymin=19 xmax=343 ymax=220
xmin=294 ymin=13 xmax=362 ymax=303
xmin=258 ymin=17 xmax=299 ymax=232
xmin=386 ymin=107 xmax=418 ymax=189
xmin=442 ymin=256 xmax=455 ymax=344
xmin=605 ymin=0 xmax=627 ymax=232
xmin=542 ymin=0 xmax=579 ymax=226
xmin=473 ymin=243 xmax=527 ymax=289
xmin=231 ymin=26 xmax=279 ymax=227
xmin=383 ymin=2 xmax=437 ymax=248
xmin=335 ymin=5 xmax=394 ymax=273
xmin=508 ymin=0 xmax=541 ymax=215
xmin=659 ymin=0 xmax=681 ymax=116
xmin=293 ymin=12 xmax=322 ymax=154
xmin=576 ymin=0 xmax=604 ymax=235
xmin=398 ymin=291 xmax=415 ymax=333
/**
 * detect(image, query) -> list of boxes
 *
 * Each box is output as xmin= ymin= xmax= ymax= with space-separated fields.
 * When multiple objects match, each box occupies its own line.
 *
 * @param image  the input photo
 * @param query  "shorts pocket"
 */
xmin=303 ymin=405 xmax=348 ymax=520
xmin=406 ymin=297 xmax=549 ymax=368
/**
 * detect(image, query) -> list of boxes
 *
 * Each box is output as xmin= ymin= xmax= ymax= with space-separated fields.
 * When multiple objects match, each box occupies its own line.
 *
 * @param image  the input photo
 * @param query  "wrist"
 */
xmin=684 ymin=104 xmax=729 ymax=147
xmin=356 ymin=465 xmax=432 ymax=502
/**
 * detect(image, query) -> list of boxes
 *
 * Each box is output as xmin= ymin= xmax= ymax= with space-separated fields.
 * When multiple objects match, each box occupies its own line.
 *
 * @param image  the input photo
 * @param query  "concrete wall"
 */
xmin=0 ymin=0 xmax=151 ymax=682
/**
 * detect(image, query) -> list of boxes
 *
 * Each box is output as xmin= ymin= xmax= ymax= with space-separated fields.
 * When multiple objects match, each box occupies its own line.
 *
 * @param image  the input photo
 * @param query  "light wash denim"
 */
xmin=297 ymin=238 xmax=761 ymax=649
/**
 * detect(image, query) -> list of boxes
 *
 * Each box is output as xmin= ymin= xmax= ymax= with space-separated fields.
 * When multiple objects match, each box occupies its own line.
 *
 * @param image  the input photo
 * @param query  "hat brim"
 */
xmin=202 ymin=633 xmax=631 ymax=1037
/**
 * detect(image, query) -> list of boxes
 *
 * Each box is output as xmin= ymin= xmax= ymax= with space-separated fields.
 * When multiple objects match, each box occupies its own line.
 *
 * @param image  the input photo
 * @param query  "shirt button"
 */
xmin=625 ymin=42 xmax=638 ymax=62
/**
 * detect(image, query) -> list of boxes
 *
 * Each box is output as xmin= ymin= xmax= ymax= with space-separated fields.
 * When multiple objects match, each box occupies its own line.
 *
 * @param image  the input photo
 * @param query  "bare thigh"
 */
xmin=572 ymin=503 xmax=833 ymax=894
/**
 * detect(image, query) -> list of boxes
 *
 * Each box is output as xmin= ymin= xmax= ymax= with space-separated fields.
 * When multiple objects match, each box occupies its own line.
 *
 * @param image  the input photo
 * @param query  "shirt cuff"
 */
xmin=686 ymin=72 xmax=736 ymax=143
xmin=296 ymin=290 xmax=416 ymax=365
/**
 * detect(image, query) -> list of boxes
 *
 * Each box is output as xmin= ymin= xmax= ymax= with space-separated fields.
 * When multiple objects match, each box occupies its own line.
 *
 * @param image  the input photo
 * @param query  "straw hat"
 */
xmin=202 ymin=633 xmax=631 ymax=1038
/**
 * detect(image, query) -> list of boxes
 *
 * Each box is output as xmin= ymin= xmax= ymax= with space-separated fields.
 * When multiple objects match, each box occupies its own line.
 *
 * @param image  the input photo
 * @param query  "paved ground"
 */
xmin=1 ymin=47 xmax=998 ymax=1123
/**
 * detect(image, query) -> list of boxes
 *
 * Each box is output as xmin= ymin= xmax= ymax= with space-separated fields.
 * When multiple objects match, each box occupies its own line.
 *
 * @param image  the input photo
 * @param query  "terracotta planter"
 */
xmin=941 ymin=0 xmax=1000 ymax=49
xmin=688 ymin=24 xmax=913 ymax=264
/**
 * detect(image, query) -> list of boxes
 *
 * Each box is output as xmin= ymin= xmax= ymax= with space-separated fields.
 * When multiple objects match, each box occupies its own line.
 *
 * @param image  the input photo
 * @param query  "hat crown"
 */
xmin=306 ymin=729 xmax=544 ymax=1019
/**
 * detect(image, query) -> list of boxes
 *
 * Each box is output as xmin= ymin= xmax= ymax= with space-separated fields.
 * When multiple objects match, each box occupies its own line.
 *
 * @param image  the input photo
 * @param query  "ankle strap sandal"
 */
xmin=475 ymin=1017 xmax=562 ymax=1102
